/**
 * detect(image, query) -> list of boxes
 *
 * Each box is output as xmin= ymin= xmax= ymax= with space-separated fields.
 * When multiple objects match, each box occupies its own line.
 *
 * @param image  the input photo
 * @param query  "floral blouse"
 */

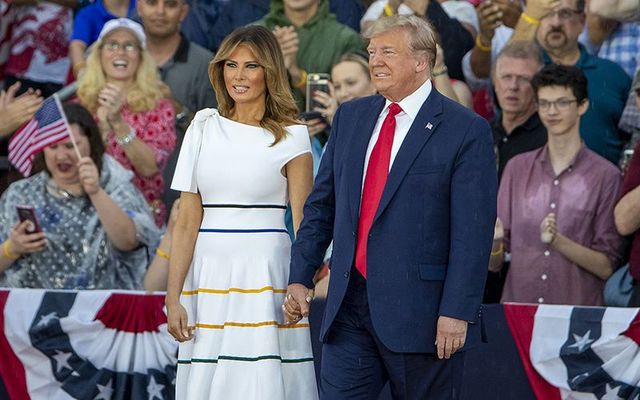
xmin=105 ymin=98 xmax=176 ymax=226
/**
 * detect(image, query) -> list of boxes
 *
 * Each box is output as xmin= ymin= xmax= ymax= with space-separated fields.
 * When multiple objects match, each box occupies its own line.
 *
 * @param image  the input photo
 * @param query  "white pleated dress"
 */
xmin=171 ymin=109 xmax=318 ymax=399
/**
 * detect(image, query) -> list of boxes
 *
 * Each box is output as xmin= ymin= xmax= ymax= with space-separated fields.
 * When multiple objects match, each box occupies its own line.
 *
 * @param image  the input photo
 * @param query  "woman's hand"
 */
xmin=166 ymin=300 xmax=194 ymax=342
xmin=77 ymin=157 xmax=101 ymax=196
xmin=312 ymin=82 xmax=338 ymax=124
xmin=98 ymin=83 xmax=125 ymax=124
xmin=8 ymin=221 xmax=47 ymax=256
xmin=303 ymin=118 xmax=328 ymax=138
xmin=0 ymin=83 xmax=43 ymax=137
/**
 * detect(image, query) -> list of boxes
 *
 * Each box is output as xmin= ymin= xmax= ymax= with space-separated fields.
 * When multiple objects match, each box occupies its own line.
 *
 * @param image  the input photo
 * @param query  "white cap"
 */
xmin=97 ymin=18 xmax=146 ymax=49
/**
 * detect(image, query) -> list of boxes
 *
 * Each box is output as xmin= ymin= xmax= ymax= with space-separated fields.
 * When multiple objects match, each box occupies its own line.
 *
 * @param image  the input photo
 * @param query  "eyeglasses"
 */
xmin=543 ymin=8 xmax=582 ymax=21
xmin=102 ymin=41 xmax=140 ymax=53
xmin=537 ymin=98 xmax=578 ymax=111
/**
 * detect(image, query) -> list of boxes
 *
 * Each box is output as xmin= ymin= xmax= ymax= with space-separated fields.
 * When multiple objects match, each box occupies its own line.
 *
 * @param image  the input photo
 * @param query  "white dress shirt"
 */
xmin=362 ymin=79 xmax=433 ymax=189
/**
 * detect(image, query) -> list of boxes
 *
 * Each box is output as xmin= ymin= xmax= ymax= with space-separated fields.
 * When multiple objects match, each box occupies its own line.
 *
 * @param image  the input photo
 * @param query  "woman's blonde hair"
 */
xmin=77 ymin=29 xmax=170 ymax=113
xmin=209 ymin=25 xmax=299 ymax=145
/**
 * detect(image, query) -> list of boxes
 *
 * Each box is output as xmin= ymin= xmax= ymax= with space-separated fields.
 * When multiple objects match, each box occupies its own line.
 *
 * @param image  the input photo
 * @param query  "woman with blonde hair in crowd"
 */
xmin=77 ymin=18 xmax=176 ymax=226
xmin=165 ymin=25 xmax=318 ymax=399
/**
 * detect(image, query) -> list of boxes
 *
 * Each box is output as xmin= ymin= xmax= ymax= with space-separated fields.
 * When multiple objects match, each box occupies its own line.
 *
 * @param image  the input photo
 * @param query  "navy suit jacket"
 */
xmin=290 ymin=89 xmax=497 ymax=353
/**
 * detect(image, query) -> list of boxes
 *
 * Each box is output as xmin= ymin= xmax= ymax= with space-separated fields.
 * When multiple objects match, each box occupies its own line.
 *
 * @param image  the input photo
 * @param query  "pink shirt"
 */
xmin=499 ymin=145 xmax=623 ymax=306
xmin=105 ymin=98 xmax=176 ymax=226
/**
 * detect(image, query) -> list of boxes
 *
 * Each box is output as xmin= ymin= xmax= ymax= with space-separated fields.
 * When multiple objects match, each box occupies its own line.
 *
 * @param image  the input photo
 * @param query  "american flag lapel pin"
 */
xmin=425 ymin=122 xmax=433 ymax=130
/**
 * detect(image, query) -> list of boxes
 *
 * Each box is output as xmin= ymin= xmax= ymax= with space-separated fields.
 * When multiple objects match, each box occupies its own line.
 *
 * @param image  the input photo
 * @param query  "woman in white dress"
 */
xmin=165 ymin=25 xmax=318 ymax=399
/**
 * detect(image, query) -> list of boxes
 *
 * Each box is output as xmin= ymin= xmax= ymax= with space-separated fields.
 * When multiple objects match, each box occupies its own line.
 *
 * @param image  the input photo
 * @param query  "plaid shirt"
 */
xmin=599 ymin=22 xmax=640 ymax=78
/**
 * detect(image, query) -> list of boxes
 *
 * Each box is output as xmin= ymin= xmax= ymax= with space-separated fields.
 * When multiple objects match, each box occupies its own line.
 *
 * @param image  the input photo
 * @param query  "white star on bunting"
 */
xmin=36 ymin=312 xmax=58 ymax=328
xmin=94 ymin=379 xmax=114 ymax=400
xmin=568 ymin=330 xmax=595 ymax=352
xmin=147 ymin=376 xmax=164 ymax=400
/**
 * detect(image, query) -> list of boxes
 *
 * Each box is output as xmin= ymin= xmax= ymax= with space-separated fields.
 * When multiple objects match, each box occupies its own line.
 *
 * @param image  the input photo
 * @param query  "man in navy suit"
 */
xmin=284 ymin=14 xmax=497 ymax=399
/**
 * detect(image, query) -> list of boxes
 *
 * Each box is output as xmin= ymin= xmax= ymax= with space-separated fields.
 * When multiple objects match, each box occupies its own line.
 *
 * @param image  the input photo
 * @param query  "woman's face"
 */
xmin=44 ymin=124 xmax=91 ymax=186
xmin=100 ymin=29 xmax=141 ymax=85
xmin=223 ymin=44 xmax=266 ymax=107
xmin=331 ymin=60 xmax=376 ymax=104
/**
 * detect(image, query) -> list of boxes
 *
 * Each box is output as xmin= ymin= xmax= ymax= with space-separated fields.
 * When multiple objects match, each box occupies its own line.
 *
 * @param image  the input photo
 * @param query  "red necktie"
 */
xmin=355 ymin=103 xmax=402 ymax=278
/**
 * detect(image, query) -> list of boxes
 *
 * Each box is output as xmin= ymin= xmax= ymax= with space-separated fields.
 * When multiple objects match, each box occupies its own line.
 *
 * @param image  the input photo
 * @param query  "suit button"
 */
xmin=344 ymin=271 xmax=350 ymax=278
xmin=352 ymin=231 xmax=355 ymax=237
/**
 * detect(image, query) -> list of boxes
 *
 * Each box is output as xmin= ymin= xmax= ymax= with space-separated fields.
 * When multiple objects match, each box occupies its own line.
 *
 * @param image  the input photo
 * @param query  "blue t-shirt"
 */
xmin=71 ymin=0 xmax=137 ymax=46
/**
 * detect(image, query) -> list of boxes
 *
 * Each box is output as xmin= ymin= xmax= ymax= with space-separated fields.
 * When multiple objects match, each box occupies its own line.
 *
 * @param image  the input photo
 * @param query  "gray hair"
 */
xmin=363 ymin=15 xmax=437 ymax=70
xmin=496 ymin=40 xmax=544 ymax=68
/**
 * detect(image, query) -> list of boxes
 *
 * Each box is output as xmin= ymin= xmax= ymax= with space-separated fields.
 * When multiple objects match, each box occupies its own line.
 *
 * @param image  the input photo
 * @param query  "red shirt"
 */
xmin=105 ymin=98 xmax=176 ymax=226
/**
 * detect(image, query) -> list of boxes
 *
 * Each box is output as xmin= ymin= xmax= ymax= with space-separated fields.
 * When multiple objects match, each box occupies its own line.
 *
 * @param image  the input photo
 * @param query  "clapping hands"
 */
xmin=0 ymin=82 xmax=43 ymax=137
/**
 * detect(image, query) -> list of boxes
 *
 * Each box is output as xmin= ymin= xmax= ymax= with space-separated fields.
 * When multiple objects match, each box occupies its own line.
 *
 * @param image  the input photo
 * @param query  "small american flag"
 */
xmin=8 ymin=95 xmax=70 ymax=176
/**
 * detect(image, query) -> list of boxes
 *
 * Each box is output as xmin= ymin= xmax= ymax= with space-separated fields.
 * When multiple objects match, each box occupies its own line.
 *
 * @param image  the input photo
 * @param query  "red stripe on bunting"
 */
xmin=0 ymin=290 xmax=30 ymax=400
xmin=622 ymin=312 xmax=640 ymax=345
xmin=94 ymin=293 xmax=167 ymax=333
xmin=503 ymin=303 xmax=561 ymax=400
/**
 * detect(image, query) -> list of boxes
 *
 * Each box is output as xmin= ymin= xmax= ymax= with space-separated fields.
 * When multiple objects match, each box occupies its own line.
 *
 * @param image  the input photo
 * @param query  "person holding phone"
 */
xmin=0 ymin=103 xmax=160 ymax=289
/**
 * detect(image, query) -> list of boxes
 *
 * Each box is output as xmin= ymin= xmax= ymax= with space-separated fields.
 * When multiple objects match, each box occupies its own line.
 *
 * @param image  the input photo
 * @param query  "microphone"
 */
xmin=54 ymin=82 xmax=78 ymax=101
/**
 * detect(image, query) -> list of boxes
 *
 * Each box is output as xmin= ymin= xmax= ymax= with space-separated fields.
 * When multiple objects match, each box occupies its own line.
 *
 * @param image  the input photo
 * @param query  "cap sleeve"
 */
xmin=279 ymin=124 xmax=312 ymax=171
xmin=171 ymin=108 xmax=215 ymax=193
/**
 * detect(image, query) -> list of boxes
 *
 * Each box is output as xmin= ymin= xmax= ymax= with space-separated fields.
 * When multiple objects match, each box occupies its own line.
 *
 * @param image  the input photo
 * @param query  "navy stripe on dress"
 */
xmin=202 ymin=204 xmax=287 ymax=209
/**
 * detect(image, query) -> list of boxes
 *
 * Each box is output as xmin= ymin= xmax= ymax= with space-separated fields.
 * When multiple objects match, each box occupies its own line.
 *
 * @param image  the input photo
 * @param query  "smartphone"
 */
xmin=16 ymin=205 xmax=42 ymax=233
xmin=306 ymin=73 xmax=331 ymax=113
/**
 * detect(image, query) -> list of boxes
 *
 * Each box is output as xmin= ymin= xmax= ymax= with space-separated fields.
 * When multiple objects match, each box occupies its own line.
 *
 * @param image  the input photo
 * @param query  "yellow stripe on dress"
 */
xmin=191 ymin=321 xmax=310 ymax=329
xmin=182 ymin=286 xmax=287 ymax=296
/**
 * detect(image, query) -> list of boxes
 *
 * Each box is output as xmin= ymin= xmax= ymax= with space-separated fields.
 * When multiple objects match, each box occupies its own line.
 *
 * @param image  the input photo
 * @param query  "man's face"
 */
xmin=283 ymin=0 xmax=318 ymax=12
xmin=137 ymin=0 xmax=187 ymax=39
xmin=367 ymin=28 xmax=428 ymax=102
xmin=536 ymin=85 xmax=587 ymax=136
xmin=536 ymin=0 xmax=584 ymax=54
xmin=493 ymin=56 xmax=540 ymax=116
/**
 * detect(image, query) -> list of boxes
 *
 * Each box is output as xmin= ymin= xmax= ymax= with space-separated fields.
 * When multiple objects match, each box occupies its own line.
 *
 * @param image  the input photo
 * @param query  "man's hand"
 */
xmin=403 ymin=0 xmax=430 ymax=17
xmin=435 ymin=316 xmax=468 ymax=359
xmin=540 ymin=212 xmax=557 ymax=244
xmin=273 ymin=26 xmax=299 ymax=72
xmin=524 ymin=0 xmax=561 ymax=20
xmin=283 ymin=283 xmax=314 ymax=324
xmin=477 ymin=0 xmax=504 ymax=43
xmin=0 ymin=83 xmax=43 ymax=137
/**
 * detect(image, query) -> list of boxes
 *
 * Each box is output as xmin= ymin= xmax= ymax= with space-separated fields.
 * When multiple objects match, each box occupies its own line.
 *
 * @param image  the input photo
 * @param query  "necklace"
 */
xmin=46 ymin=179 xmax=83 ymax=199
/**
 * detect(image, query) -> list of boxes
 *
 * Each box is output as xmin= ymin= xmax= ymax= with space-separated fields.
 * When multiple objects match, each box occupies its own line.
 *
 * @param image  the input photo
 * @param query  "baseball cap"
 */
xmin=97 ymin=18 xmax=146 ymax=49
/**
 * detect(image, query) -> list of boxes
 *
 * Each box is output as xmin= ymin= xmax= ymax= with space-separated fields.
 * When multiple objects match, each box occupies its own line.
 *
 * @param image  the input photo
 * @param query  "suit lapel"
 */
xmin=373 ymin=90 xmax=444 ymax=223
xmin=347 ymin=96 xmax=386 ymax=229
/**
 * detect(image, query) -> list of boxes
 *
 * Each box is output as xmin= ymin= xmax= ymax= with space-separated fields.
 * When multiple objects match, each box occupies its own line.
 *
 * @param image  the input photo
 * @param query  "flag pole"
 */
xmin=54 ymin=95 xmax=82 ymax=160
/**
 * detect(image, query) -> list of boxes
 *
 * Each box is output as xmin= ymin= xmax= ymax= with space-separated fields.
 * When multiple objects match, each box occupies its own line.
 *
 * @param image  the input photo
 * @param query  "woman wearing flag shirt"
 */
xmin=76 ymin=18 xmax=176 ymax=227
xmin=0 ymin=103 xmax=160 ymax=289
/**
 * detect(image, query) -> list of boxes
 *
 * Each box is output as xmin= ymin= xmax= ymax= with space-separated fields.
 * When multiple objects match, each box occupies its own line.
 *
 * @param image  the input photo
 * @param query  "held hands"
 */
xmin=435 ymin=316 xmax=468 ymax=359
xmin=166 ymin=300 xmax=194 ymax=342
xmin=540 ymin=213 xmax=557 ymax=244
xmin=273 ymin=26 xmax=299 ymax=72
xmin=77 ymin=157 xmax=101 ymax=196
xmin=283 ymin=283 xmax=314 ymax=324
xmin=8 ymin=221 xmax=47 ymax=256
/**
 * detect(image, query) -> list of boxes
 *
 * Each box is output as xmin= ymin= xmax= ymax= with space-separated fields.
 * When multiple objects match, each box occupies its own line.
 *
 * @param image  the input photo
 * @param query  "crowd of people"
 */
xmin=0 ymin=0 xmax=638 ymax=306
xmin=0 ymin=0 xmax=638 ymax=397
